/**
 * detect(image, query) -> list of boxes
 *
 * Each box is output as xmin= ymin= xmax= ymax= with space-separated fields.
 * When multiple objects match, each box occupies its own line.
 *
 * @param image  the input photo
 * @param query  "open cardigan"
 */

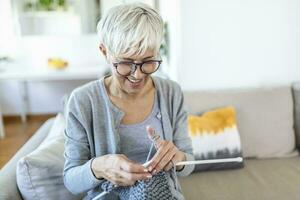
xmin=63 ymin=76 xmax=195 ymax=199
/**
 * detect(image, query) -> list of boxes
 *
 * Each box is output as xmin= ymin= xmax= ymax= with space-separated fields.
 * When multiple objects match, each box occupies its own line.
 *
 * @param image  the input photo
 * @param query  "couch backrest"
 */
xmin=292 ymin=83 xmax=300 ymax=149
xmin=184 ymin=86 xmax=298 ymax=159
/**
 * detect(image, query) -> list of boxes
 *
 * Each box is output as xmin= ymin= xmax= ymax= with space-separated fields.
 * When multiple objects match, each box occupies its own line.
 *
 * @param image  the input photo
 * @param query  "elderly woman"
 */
xmin=64 ymin=3 xmax=194 ymax=200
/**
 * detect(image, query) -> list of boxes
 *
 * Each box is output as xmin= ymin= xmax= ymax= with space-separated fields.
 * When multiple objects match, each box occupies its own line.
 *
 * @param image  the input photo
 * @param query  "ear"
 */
xmin=99 ymin=44 xmax=107 ymax=57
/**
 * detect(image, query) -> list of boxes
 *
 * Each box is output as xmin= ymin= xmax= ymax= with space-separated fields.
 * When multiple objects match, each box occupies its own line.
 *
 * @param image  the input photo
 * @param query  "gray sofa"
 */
xmin=1 ymin=83 xmax=300 ymax=200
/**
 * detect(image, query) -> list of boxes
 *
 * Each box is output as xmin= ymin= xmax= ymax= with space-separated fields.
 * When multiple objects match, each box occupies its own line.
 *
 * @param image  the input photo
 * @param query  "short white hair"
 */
xmin=97 ymin=3 xmax=164 ymax=58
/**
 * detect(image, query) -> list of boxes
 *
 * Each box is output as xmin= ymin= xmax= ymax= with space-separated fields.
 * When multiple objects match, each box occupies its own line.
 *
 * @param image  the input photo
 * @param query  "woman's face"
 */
xmin=110 ymin=50 xmax=157 ymax=95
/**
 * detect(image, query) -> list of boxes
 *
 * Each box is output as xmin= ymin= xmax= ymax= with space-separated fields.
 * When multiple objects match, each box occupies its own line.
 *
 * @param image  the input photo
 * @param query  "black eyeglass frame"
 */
xmin=112 ymin=60 xmax=162 ymax=76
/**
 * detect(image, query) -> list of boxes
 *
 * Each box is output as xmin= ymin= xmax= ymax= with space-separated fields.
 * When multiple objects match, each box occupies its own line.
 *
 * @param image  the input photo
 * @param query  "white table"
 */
xmin=0 ymin=62 xmax=106 ymax=138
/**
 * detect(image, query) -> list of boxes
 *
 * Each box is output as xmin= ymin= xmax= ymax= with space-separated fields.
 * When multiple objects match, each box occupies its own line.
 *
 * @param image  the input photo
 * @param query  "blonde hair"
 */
xmin=97 ymin=3 xmax=164 ymax=58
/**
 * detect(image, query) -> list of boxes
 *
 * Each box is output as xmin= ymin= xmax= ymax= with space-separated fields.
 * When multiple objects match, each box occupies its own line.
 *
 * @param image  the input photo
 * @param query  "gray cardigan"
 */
xmin=64 ymin=76 xmax=194 ymax=199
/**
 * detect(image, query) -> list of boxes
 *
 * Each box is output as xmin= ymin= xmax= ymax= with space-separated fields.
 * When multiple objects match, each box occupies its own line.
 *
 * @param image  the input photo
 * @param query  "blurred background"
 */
xmin=0 ymin=0 xmax=299 ymax=116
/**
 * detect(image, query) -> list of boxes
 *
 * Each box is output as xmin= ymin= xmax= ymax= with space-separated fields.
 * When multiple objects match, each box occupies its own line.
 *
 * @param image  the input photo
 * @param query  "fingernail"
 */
xmin=148 ymin=166 xmax=153 ymax=171
xmin=152 ymin=169 xmax=157 ymax=175
xmin=147 ymin=175 xmax=152 ymax=178
xmin=144 ymin=169 xmax=149 ymax=172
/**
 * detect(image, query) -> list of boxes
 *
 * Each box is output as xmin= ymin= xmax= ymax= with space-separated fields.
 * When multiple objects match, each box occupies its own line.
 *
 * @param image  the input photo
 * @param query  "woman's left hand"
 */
xmin=146 ymin=126 xmax=186 ymax=174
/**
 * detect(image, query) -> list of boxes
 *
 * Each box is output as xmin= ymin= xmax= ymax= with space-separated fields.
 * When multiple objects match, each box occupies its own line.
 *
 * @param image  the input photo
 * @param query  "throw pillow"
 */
xmin=188 ymin=106 xmax=244 ymax=172
xmin=16 ymin=113 xmax=83 ymax=200
xmin=184 ymin=87 xmax=298 ymax=159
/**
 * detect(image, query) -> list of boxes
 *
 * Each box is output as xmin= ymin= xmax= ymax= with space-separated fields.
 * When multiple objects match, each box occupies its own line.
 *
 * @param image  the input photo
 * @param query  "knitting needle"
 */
xmin=92 ymin=191 xmax=109 ymax=200
xmin=175 ymin=157 xmax=243 ymax=166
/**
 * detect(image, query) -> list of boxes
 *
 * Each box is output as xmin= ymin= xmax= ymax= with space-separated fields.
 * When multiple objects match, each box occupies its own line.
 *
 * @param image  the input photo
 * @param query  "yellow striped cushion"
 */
xmin=188 ymin=106 xmax=244 ymax=172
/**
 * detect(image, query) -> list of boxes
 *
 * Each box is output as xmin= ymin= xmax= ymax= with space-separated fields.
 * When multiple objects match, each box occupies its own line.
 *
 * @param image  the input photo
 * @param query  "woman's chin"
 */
xmin=125 ymin=78 xmax=145 ymax=93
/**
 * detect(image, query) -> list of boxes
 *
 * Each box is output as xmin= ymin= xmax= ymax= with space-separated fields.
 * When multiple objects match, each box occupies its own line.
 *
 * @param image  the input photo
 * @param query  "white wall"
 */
xmin=1 ymin=0 xmax=300 ymax=115
xmin=17 ymin=34 xmax=104 ymax=68
xmin=159 ymin=0 xmax=181 ymax=81
xmin=178 ymin=0 xmax=299 ymax=90
xmin=0 ymin=0 xmax=18 ymax=57
xmin=101 ymin=0 xmax=155 ymax=14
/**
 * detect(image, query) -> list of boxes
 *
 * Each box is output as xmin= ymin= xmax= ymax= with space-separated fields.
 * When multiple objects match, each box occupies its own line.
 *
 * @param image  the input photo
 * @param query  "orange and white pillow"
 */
xmin=188 ymin=106 xmax=244 ymax=172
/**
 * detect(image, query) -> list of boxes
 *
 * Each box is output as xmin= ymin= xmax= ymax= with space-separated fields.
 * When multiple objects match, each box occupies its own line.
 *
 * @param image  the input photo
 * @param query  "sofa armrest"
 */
xmin=293 ymin=83 xmax=300 ymax=150
xmin=0 ymin=118 xmax=54 ymax=200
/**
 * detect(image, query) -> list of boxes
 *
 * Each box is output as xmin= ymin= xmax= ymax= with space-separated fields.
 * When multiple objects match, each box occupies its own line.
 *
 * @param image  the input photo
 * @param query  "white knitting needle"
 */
xmin=175 ymin=157 xmax=243 ymax=166
xmin=145 ymin=126 xmax=244 ymax=166
xmin=143 ymin=157 xmax=243 ymax=168
xmin=92 ymin=191 xmax=109 ymax=200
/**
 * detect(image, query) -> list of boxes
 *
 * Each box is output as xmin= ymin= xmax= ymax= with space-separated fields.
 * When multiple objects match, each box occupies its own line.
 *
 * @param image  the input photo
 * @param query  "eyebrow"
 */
xmin=119 ymin=55 xmax=155 ymax=61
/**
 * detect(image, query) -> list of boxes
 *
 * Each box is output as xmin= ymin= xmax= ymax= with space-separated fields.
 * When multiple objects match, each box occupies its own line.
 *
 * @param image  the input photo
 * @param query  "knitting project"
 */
xmin=101 ymin=171 xmax=176 ymax=200
xmin=97 ymin=131 xmax=178 ymax=200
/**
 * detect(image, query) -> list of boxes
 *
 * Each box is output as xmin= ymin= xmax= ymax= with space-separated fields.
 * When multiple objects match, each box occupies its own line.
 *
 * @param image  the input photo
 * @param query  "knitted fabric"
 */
xmin=98 ymin=132 xmax=178 ymax=200
xmin=101 ymin=171 xmax=176 ymax=200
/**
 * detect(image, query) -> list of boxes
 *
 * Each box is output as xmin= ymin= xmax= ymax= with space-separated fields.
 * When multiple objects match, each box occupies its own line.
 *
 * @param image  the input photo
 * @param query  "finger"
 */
xmin=147 ymin=141 xmax=173 ymax=171
xmin=146 ymin=125 xmax=156 ymax=140
xmin=113 ymin=178 xmax=135 ymax=187
xmin=120 ymin=158 xmax=149 ymax=173
xmin=146 ymin=125 xmax=163 ymax=147
xmin=119 ymin=170 xmax=152 ymax=182
xmin=154 ymin=147 xmax=176 ymax=173
xmin=115 ymin=177 xmax=135 ymax=187
xmin=155 ymin=138 xmax=164 ymax=149
xmin=108 ymin=169 xmax=126 ymax=186
xmin=163 ymin=161 xmax=174 ymax=171
xmin=109 ymin=169 xmax=136 ymax=187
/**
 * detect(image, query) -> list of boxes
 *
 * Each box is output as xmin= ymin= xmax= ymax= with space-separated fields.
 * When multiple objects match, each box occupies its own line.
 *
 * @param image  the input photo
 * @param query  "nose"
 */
xmin=131 ymin=64 xmax=144 ymax=79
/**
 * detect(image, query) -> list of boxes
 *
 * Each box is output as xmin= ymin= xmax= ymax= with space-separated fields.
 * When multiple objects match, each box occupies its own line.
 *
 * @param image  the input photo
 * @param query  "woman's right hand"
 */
xmin=91 ymin=154 xmax=152 ymax=186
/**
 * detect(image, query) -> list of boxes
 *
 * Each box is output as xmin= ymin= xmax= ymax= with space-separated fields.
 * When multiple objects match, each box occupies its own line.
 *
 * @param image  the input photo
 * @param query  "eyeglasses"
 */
xmin=113 ymin=60 xmax=162 ymax=76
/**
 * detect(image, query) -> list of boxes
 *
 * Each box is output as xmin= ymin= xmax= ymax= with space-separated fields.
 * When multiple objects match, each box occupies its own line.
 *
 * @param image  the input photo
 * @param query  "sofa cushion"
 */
xmin=292 ymin=83 xmax=300 ymax=149
xmin=184 ymin=86 xmax=298 ymax=158
xmin=16 ymin=113 xmax=83 ymax=200
xmin=188 ymin=106 xmax=244 ymax=172
xmin=0 ymin=118 xmax=54 ymax=200
xmin=179 ymin=157 xmax=300 ymax=200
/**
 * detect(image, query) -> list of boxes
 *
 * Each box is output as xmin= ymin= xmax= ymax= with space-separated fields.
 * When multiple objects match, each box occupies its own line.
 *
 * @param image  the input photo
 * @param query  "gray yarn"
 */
xmin=99 ymin=133 xmax=178 ymax=200
xmin=101 ymin=171 xmax=175 ymax=200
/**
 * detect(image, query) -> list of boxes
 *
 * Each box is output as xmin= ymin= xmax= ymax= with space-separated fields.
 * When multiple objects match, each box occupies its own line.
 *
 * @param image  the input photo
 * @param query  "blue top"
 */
xmin=63 ymin=76 xmax=195 ymax=199
xmin=119 ymin=91 xmax=161 ymax=164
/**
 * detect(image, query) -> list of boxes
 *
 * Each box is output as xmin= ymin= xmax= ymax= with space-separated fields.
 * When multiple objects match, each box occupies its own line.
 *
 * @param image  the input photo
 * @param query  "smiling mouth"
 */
xmin=126 ymin=77 xmax=143 ymax=84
